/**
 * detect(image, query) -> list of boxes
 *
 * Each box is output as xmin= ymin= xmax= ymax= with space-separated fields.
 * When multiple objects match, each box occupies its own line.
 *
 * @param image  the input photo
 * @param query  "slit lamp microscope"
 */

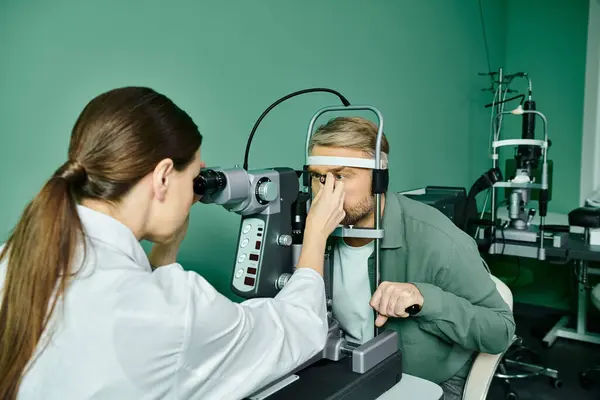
xmin=193 ymin=89 xmax=403 ymax=400
xmin=468 ymin=69 xmax=555 ymax=261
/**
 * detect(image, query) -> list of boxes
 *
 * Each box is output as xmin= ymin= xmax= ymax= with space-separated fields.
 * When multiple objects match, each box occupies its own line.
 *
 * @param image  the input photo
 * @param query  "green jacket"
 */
xmin=326 ymin=192 xmax=515 ymax=384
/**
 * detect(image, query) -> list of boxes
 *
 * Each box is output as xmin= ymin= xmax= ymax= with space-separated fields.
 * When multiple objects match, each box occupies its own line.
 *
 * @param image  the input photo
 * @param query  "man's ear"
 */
xmin=152 ymin=158 xmax=175 ymax=202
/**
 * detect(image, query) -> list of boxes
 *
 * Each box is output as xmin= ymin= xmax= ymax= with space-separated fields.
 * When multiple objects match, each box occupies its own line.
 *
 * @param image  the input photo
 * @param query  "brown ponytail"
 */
xmin=0 ymin=167 xmax=83 ymax=399
xmin=0 ymin=87 xmax=202 ymax=399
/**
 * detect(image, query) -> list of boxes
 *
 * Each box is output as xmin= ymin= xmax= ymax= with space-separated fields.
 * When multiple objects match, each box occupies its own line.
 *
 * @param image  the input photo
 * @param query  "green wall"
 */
xmin=0 ymin=0 xmax=512 ymax=300
xmin=502 ymin=0 xmax=589 ymax=215
xmin=486 ymin=0 xmax=591 ymax=310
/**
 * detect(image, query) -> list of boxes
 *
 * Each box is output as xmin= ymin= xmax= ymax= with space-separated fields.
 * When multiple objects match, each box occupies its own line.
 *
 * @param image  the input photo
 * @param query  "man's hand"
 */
xmin=370 ymin=282 xmax=425 ymax=327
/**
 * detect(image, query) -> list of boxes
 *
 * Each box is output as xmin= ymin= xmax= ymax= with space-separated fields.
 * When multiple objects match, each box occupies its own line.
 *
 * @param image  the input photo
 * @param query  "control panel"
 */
xmin=232 ymin=217 xmax=265 ymax=293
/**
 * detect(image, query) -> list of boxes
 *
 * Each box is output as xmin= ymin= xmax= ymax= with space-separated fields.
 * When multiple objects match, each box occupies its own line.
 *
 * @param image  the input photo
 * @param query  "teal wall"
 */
xmin=501 ymin=0 xmax=589 ymax=215
xmin=485 ymin=0 xmax=591 ymax=310
xmin=0 ymin=0 xmax=521 ymax=300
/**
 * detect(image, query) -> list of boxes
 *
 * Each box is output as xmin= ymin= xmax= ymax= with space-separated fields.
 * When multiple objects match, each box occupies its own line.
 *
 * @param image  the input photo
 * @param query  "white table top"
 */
xmin=377 ymin=374 xmax=443 ymax=400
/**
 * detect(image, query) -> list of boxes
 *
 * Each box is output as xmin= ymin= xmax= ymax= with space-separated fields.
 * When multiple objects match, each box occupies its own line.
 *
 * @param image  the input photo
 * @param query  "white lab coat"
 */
xmin=0 ymin=205 xmax=328 ymax=400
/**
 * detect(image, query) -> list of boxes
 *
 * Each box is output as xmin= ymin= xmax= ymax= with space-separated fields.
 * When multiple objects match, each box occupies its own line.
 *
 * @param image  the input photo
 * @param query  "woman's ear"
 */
xmin=152 ymin=158 xmax=175 ymax=202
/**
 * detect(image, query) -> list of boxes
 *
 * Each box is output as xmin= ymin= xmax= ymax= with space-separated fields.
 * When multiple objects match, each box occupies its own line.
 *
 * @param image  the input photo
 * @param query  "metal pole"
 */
xmin=490 ymin=67 xmax=503 ymax=242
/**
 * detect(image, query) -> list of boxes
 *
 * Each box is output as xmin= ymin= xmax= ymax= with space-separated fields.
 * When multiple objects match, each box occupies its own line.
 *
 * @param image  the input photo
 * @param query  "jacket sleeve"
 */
xmin=410 ymin=242 xmax=515 ymax=355
xmin=162 ymin=266 xmax=328 ymax=400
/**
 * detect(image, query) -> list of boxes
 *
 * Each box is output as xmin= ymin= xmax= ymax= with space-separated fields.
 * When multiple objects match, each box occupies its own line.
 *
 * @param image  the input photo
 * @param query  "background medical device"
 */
xmin=195 ymin=89 xmax=402 ymax=399
xmin=466 ymin=68 xmax=554 ymax=260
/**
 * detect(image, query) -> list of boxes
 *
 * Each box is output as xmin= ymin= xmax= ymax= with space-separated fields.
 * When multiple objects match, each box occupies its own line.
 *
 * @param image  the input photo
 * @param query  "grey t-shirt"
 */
xmin=332 ymin=238 xmax=375 ymax=345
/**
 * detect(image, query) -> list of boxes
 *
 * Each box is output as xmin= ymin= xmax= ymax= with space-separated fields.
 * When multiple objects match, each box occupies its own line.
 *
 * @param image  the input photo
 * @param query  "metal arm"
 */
xmin=305 ymin=105 xmax=387 ymax=337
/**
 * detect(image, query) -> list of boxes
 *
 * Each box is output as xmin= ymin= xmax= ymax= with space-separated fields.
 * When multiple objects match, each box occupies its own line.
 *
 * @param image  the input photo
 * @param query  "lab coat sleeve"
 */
xmin=158 ymin=265 xmax=328 ymax=400
xmin=410 ymin=244 xmax=516 ymax=355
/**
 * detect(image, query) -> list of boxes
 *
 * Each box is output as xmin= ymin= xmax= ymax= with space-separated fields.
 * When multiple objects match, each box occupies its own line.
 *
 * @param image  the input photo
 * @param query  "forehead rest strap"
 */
xmin=307 ymin=156 xmax=386 ymax=170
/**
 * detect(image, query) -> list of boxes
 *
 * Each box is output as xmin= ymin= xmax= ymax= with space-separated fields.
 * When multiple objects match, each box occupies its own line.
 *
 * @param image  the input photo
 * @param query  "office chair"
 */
xmin=475 ymin=261 xmax=562 ymax=400
xmin=463 ymin=273 xmax=562 ymax=400
xmin=493 ymin=331 xmax=562 ymax=400
xmin=463 ymin=275 xmax=514 ymax=400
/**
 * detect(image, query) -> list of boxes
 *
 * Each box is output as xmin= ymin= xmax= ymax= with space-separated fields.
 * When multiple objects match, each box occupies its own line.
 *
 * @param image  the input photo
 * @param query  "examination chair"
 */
xmin=463 ymin=274 xmax=562 ymax=400
xmin=463 ymin=274 xmax=514 ymax=400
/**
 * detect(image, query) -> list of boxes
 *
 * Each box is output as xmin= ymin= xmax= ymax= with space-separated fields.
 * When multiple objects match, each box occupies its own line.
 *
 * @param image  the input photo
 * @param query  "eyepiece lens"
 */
xmin=194 ymin=169 xmax=227 ymax=196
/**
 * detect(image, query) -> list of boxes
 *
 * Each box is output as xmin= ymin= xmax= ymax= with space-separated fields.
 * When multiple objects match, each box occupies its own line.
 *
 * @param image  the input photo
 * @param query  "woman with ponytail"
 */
xmin=0 ymin=87 xmax=346 ymax=400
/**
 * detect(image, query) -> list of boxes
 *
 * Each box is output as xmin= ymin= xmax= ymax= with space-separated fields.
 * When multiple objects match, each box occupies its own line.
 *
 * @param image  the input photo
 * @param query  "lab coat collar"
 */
xmin=76 ymin=205 xmax=152 ymax=272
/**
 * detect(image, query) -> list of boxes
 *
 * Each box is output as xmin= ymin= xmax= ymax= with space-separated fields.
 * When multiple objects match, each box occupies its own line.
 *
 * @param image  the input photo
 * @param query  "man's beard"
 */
xmin=341 ymin=195 xmax=374 ymax=226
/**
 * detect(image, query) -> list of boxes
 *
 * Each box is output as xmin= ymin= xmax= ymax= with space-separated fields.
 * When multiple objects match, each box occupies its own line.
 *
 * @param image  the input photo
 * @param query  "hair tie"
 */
xmin=57 ymin=160 xmax=88 ymax=186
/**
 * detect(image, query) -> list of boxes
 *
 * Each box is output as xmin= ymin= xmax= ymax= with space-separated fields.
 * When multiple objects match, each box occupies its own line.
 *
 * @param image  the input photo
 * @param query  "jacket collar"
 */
xmin=77 ymin=205 xmax=151 ymax=272
xmin=380 ymin=193 xmax=404 ymax=249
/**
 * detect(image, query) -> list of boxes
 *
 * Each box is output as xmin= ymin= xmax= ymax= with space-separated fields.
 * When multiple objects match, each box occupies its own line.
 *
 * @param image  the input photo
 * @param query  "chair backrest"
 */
xmin=591 ymin=283 xmax=600 ymax=311
xmin=489 ymin=274 xmax=513 ymax=311
xmin=462 ymin=274 xmax=515 ymax=400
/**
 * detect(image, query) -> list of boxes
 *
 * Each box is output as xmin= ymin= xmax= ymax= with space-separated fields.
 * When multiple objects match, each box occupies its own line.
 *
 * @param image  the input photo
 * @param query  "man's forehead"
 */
xmin=307 ymin=165 xmax=345 ymax=174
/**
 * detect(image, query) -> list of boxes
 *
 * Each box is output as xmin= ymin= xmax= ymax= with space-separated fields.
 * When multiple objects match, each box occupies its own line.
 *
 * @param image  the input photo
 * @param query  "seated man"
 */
xmin=307 ymin=117 xmax=515 ymax=400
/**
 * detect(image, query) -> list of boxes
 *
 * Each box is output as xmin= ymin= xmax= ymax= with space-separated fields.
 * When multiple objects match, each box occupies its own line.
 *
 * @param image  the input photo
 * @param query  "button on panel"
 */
xmin=233 ymin=217 xmax=266 ymax=293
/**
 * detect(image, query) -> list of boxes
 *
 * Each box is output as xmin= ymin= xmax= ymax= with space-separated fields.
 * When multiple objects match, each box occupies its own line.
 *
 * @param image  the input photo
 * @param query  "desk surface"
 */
xmin=377 ymin=374 xmax=443 ymax=400
xmin=480 ymin=233 xmax=600 ymax=262
xmin=546 ymin=233 xmax=600 ymax=262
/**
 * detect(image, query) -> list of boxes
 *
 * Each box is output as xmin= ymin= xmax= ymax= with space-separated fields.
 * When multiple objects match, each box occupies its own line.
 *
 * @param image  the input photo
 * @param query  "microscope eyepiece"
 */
xmin=194 ymin=169 xmax=227 ymax=196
